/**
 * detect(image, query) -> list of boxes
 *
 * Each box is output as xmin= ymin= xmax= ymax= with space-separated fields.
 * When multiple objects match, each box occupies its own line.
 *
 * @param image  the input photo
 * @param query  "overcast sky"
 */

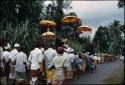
xmin=66 ymin=1 xmax=124 ymax=38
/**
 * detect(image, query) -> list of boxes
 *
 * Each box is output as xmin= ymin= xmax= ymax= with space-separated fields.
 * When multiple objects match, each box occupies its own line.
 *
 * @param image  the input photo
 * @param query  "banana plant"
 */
xmin=0 ymin=20 xmax=39 ymax=54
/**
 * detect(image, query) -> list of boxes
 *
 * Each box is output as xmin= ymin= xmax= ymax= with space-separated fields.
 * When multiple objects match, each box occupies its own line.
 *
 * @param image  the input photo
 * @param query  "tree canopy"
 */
xmin=93 ymin=20 xmax=124 ymax=55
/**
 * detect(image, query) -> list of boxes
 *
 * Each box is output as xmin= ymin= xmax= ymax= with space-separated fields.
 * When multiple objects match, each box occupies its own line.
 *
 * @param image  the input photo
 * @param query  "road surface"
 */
xmin=64 ymin=60 xmax=123 ymax=84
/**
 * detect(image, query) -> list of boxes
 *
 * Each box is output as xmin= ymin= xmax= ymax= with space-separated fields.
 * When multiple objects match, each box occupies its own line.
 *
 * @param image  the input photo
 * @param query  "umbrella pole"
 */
xmin=46 ymin=25 xmax=50 ymax=47
xmin=69 ymin=22 xmax=72 ymax=40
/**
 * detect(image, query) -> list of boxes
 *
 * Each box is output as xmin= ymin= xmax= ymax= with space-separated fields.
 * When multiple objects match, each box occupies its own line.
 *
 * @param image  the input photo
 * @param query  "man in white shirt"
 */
xmin=10 ymin=44 xmax=20 ymax=63
xmin=0 ymin=39 xmax=6 ymax=84
xmin=44 ymin=44 xmax=57 ymax=84
xmin=15 ymin=47 xmax=29 ymax=85
xmin=64 ymin=47 xmax=74 ymax=79
xmin=69 ymin=49 xmax=77 ymax=79
xmin=2 ymin=43 xmax=11 ymax=83
xmin=52 ymin=47 xmax=67 ymax=85
xmin=97 ymin=56 xmax=101 ymax=64
xmin=9 ymin=43 xmax=20 ymax=84
xmin=28 ymin=43 xmax=44 ymax=85
xmin=93 ymin=54 xmax=98 ymax=69
xmin=44 ymin=44 xmax=57 ymax=70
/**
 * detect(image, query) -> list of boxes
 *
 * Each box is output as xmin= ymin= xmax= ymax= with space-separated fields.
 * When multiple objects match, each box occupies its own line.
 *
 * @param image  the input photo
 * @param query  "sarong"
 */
xmin=16 ymin=71 xmax=26 ymax=80
xmin=46 ymin=69 xmax=54 ymax=81
xmin=30 ymin=69 xmax=40 ymax=77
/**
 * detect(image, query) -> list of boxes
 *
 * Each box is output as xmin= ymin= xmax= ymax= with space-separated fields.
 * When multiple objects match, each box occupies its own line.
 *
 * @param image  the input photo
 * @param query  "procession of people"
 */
xmin=0 ymin=39 xmax=115 ymax=85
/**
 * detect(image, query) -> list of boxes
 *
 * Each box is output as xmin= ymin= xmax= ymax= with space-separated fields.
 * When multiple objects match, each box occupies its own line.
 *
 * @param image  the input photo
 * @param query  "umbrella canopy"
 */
xmin=77 ymin=25 xmax=92 ymax=33
xmin=39 ymin=20 xmax=56 ymax=28
xmin=42 ymin=31 xmax=56 ymax=39
xmin=62 ymin=16 xmax=79 ymax=23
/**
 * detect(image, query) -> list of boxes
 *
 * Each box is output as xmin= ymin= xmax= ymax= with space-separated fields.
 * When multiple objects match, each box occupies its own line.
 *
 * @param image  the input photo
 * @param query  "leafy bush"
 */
xmin=0 ymin=20 xmax=39 ymax=54
xmin=67 ymin=39 xmax=83 ymax=53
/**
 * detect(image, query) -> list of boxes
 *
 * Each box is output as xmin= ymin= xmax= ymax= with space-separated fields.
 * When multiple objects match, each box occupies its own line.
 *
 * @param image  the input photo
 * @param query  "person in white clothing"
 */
xmin=15 ymin=47 xmax=29 ymax=85
xmin=0 ymin=39 xmax=6 ymax=84
xmin=52 ymin=47 xmax=67 ymax=85
xmin=10 ymin=43 xmax=20 ymax=64
xmin=93 ymin=54 xmax=98 ymax=69
xmin=28 ymin=43 xmax=44 ymax=85
xmin=2 ymin=44 xmax=11 ymax=83
xmin=64 ymin=46 xmax=74 ymax=79
xmin=44 ymin=44 xmax=57 ymax=84
xmin=44 ymin=44 xmax=57 ymax=70
xmin=9 ymin=43 xmax=20 ymax=85
xmin=97 ymin=56 xmax=101 ymax=64
xmin=93 ymin=54 xmax=98 ymax=60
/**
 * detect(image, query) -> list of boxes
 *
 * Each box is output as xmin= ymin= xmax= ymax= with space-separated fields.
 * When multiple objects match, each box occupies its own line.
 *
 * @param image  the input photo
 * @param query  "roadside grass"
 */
xmin=103 ymin=62 xmax=124 ymax=84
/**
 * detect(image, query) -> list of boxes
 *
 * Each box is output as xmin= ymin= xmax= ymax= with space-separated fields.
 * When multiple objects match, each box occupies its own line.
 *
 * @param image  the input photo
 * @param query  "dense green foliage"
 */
xmin=0 ymin=1 xmax=124 ymax=55
xmin=0 ymin=0 xmax=72 ymax=53
xmin=42 ymin=0 xmax=72 ymax=32
xmin=0 ymin=0 xmax=45 ymax=25
xmin=93 ymin=26 xmax=110 ymax=53
xmin=0 ymin=20 xmax=39 ymax=54
xmin=93 ymin=20 xmax=124 ymax=55
xmin=68 ymin=39 xmax=83 ymax=53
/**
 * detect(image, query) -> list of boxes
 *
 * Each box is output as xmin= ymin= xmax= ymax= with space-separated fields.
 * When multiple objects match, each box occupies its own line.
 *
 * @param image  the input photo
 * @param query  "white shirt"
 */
xmin=74 ymin=54 xmax=79 ymax=62
xmin=44 ymin=48 xmax=57 ymax=69
xmin=28 ymin=48 xmax=44 ymax=70
xmin=10 ymin=49 xmax=19 ymax=62
xmin=64 ymin=47 xmax=73 ymax=53
xmin=93 ymin=55 xmax=98 ymax=60
xmin=9 ymin=49 xmax=19 ymax=79
xmin=63 ymin=52 xmax=68 ymax=58
xmin=15 ymin=52 xmax=28 ymax=72
xmin=90 ymin=55 xmax=94 ymax=58
xmin=64 ymin=53 xmax=74 ymax=66
xmin=69 ymin=53 xmax=75 ymax=61
xmin=97 ymin=56 xmax=101 ymax=61
xmin=53 ymin=54 xmax=67 ymax=69
xmin=2 ymin=51 xmax=11 ymax=62
xmin=63 ymin=52 xmax=74 ymax=71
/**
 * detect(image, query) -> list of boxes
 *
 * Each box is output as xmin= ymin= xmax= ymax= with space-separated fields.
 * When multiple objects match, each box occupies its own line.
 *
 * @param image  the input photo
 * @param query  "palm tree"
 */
xmin=108 ymin=20 xmax=122 ymax=55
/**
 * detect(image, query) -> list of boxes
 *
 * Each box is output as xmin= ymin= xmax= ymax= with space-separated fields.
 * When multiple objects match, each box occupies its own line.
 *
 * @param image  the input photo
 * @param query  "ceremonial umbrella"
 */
xmin=42 ymin=30 xmax=56 ymax=48
xmin=61 ymin=15 xmax=79 ymax=23
xmin=61 ymin=16 xmax=79 ymax=39
xmin=77 ymin=25 xmax=92 ymax=50
xmin=42 ymin=30 xmax=56 ymax=39
xmin=77 ymin=25 xmax=92 ymax=34
xmin=39 ymin=20 xmax=56 ymax=29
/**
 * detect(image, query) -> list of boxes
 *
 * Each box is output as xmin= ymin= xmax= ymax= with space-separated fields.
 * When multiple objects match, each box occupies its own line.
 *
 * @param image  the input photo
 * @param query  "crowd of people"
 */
xmin=0 ymin=41 xmax=112 ymax=85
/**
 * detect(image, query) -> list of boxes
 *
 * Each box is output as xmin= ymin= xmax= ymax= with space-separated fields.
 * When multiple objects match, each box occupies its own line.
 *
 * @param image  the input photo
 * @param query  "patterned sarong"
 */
xmin=30 ymin=69 xmax=40 ymax=77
